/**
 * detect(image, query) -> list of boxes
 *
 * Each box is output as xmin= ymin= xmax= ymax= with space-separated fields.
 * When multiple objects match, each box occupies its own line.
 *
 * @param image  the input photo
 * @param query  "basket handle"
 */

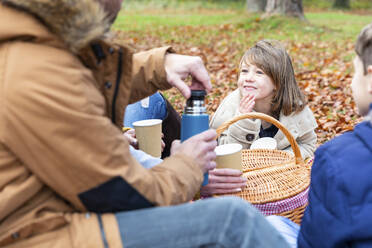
xmin=215 ymin=112 xmax=303 ymax=164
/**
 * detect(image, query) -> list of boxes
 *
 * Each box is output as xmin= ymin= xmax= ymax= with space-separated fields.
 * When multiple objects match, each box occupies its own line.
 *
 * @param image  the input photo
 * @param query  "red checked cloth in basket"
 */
xmin=252 ymin=158 xmax=313 ymax=216
xmin=253 ymin=187 xmax=309 ymax=215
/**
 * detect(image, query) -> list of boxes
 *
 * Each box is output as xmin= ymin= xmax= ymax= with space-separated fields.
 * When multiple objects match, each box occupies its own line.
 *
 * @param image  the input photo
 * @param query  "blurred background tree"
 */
xmin=265 ymin=0 xmax=305 ymax=19
xmin=333 ymin=0 xmax=350 ymax=9
xmin=246 ymin=0 xmax=267 ymax=12
xmin=246 ymin=0 xmax=355 ymax=19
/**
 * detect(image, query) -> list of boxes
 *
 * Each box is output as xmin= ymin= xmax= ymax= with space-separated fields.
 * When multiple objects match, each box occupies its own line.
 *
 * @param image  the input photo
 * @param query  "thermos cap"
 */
xmin=185 ymin=90 xmax=207 ymax=115
xmin=190 ymin=90 xmax=206 ymax=99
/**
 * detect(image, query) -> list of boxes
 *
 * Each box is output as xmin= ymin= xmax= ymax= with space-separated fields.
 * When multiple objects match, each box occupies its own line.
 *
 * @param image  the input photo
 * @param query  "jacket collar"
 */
xmin=354 ymin=121 xmax=372 ymax=153
xmin=355 ymin=105 xmax=372 ymax=152
xmin=0 ymin=0 xmax=110 ymax=53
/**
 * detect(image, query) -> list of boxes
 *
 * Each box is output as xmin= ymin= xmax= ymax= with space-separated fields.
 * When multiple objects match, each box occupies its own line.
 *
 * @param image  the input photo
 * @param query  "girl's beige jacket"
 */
xmin=210 ymin=89 xmax=318 ymax=160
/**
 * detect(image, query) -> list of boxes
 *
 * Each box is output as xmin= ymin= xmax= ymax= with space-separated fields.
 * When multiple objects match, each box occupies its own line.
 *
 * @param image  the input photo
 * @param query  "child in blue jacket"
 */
xmin=267 ymin=22 xmax=372 ymax=248
xmin=297 ymin=22 xmax=372 ymax=247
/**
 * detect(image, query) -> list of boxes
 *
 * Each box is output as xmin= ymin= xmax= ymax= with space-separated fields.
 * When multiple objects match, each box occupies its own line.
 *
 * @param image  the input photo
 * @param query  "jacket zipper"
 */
xmin=111 ymin=48 xmax=123 ymax=124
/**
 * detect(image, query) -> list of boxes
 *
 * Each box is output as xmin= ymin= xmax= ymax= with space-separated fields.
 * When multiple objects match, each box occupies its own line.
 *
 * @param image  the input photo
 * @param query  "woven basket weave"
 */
xmin=215 ymin=113 xmax=311 ymax=222
xmin=278 ymin=204 xmax=308 ymax=225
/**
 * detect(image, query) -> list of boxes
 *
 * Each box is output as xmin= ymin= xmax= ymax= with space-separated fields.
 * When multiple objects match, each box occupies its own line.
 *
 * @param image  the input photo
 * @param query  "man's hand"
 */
xmin=200 ymin=168 xmax=247 ymax=197
xmin=170 ymin=129 xmax=217 ymax=173
xmin=124 ymin=129 xmax=165 ymax=152
xmin=165 ymin=54 xmax=212 ymax=99
xmin=123 ymin=129 xmax=138 ymax=148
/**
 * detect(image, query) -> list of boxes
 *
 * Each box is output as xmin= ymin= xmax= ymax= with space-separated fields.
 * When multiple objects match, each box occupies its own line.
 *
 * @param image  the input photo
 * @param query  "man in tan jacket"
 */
xmin=0 ymin=0 xmax=290 ymax=247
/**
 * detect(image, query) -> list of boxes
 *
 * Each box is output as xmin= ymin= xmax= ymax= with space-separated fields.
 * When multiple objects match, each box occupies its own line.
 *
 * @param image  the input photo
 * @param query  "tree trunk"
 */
xmin=333 ymin=0 xmax=350 ymax=9
xmin=265 ymin=0 xmax=305 ymax=20
xmin=246 ymin=0 xmax=267 ymax=13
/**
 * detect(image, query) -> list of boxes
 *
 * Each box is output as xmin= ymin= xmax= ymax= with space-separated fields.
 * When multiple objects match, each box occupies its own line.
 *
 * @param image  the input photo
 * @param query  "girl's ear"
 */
xmin=368 ymin=65 xmax=372 ymax=93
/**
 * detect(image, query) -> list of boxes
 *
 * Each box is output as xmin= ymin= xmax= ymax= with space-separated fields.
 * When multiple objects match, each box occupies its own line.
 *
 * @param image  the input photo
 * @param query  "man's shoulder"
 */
xmin=6 ymin=42 xmax=84 ymax=70
xmin=4 ymin=42 xmax=91 ymax=90
xmin=2 ymin=42 xmax=100 ymax=111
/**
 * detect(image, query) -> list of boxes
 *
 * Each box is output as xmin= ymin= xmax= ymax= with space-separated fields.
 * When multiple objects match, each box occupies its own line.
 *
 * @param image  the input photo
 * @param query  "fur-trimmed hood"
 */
xmin=0 ymin=0 xmax=111 ymax=53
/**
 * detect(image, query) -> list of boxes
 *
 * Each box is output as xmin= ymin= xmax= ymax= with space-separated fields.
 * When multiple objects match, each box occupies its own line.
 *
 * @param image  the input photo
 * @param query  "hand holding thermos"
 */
xmin=164 ymin=54 xmax=216 ymax=186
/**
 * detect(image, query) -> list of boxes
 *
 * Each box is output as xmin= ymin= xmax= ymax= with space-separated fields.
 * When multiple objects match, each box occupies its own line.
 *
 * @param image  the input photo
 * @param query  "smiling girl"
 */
xmin=210 ymin=40 xmax=317 ymax=159
xmin=202 ymin=40 xmax=317 ymax=197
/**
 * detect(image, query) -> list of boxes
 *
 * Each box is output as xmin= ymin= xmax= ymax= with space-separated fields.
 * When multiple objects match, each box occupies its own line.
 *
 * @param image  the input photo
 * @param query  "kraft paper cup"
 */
xmin=250 ymin=137 xmax=277 ymax=150
xmin=133 ymin=119 xmax=162 ymax=158
xmin=214 ymin=143 xmax=243 ymax=171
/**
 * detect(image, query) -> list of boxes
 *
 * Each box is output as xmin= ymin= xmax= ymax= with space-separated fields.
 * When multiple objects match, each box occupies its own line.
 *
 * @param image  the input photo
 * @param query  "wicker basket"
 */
xmin=278 ymin=204 xmax=308 ymax=225
xmin=215 ymin=113 xmax=311 ymax=223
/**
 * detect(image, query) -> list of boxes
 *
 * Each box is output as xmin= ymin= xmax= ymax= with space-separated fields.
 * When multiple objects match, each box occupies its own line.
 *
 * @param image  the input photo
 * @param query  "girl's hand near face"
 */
xmin=200 ymin=168 xmax=247 ymax=197
xmin=239 ymin=94 xmax=256 ymax=114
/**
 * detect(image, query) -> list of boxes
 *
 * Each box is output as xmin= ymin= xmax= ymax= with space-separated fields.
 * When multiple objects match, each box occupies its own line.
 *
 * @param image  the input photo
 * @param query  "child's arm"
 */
xmin=282 ymin=106 xmax=318 ymax=160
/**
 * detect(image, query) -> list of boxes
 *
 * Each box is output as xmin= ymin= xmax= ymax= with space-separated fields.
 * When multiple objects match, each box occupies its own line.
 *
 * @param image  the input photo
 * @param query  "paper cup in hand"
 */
xmin=214 ymin=144 xmax=243 ymax=171
xmin=133 ymin=119 xmax=162 ymax=158
xmin=250 ymin=137 xmax=277 ymax=150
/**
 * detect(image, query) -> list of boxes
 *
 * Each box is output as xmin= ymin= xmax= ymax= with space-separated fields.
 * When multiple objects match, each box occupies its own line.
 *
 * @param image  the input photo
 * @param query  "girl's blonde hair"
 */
xmin=239 ymin=40 xmax=307 ymax=117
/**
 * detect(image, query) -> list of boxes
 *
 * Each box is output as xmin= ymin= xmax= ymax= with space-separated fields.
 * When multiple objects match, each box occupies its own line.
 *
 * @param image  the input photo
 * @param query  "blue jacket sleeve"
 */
xmin=298 ymin=149 xmax=352 ymax=248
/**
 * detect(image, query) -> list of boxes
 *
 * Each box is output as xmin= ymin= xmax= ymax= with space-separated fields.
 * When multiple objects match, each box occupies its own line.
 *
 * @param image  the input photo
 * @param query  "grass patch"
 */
xmin=304 ymin=0 xmax=372 ymax=10
xmin=114 ymin=10 xmax=371 ymax=43
xmin=122 ymin=0 xmax=245 ymax=11
xmin=115 ymin=11 xmax=245 ymax=31
xmin=122 ymin=0 xmax=372 ymax=11
xmin=306 ymin=12 xmax=372 ymax=38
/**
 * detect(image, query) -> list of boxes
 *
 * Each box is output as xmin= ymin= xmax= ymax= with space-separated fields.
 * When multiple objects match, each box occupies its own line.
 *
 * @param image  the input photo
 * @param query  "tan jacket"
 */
xmin=210 ymin=89 xmax=318 ymax=159
xmin=0 ymin=1 xmax=203 ymax=247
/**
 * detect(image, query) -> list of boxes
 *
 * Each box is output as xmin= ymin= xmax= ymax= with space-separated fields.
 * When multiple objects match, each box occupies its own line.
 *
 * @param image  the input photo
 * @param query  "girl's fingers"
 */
xmin=242 ymin=95 xmax=252 ymax=105
xmin=247 ymin=100 xmax=255 ymax=112
xmin=240 ymin=94 xmax=256 ymax=113
xmin=247 ymin=94 xmax=255 ymax=101
xmin=243 ymin=94 xmax=255 ymax=102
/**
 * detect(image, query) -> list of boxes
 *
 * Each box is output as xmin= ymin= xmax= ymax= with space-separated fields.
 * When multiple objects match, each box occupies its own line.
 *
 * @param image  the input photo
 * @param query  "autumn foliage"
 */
xmin=115 ymin=20 xmax=363 ymax=145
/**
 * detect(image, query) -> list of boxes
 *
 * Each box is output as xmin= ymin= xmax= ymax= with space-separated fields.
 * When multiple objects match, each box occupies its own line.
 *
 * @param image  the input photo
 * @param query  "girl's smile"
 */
xmin=238 ymin=62 xmax=275 ymax=100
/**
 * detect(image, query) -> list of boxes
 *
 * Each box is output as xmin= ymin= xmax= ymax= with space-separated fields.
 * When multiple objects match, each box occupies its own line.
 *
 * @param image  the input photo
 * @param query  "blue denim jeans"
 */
xmin=115 ymin=197 xmax=290 ymax=248
xmin=124 ymin=92 xmax=167 ymax=128
xmin=266 ymin=216 xmax=299 ymax=248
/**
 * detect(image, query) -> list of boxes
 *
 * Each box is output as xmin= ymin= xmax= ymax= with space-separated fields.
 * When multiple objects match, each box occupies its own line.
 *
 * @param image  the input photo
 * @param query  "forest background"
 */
xmin=113 ymin=0 xmax=372 ymax=144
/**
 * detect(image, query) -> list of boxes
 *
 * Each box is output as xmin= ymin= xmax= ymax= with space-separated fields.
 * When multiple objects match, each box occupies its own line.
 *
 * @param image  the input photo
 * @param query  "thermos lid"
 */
xmin=185 ymin=90 xmax=207 ymax=114
xmin=190 ymin=90 xmax=206 ymax=100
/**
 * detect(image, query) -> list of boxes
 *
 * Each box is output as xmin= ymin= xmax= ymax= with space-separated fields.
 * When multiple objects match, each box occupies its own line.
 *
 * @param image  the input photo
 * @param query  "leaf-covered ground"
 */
xmin=114 ymin=10 xmax=371 ymax=145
